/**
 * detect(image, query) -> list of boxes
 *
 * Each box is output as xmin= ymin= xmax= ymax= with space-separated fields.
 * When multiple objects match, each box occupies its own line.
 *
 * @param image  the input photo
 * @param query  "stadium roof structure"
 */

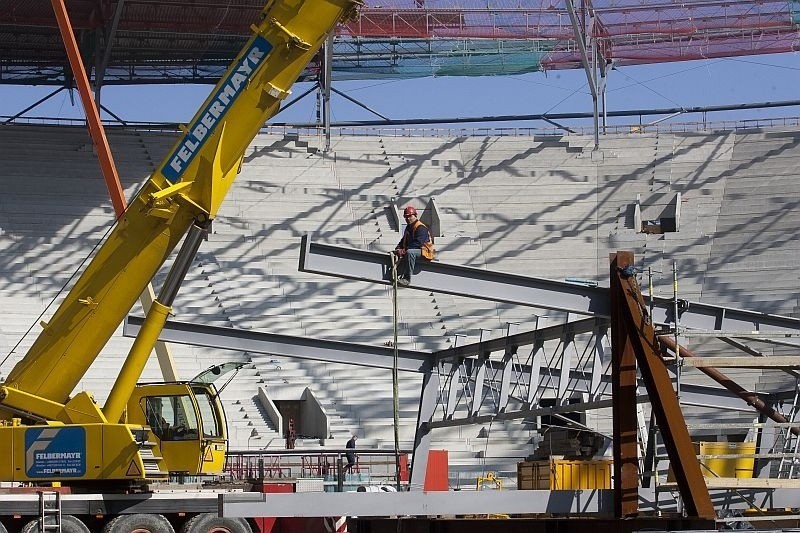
xmin=1 ymin=0 xmax=800 ymax=85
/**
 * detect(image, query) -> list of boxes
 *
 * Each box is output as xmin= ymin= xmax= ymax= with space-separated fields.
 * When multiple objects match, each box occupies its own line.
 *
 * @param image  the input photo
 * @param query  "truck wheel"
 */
xmin=102 ymin=514 xmax=175 ymax=533
xmin=23 ymin=516 xmax=90 ymax=533
xmin=180 ymin=514 xmax=252 ymax=533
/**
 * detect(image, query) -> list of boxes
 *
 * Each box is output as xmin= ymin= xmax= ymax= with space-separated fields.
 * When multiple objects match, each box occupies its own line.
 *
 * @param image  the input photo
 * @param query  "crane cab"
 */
xmin=128 ymin=383 xmax=227 ymax=476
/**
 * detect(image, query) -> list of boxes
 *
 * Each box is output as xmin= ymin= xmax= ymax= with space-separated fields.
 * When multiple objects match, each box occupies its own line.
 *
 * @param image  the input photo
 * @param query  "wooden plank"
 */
xmin=680 ymin=356 xmax=800 ymax=368
xmin=660 ymin=478 xmax=800 ymax=489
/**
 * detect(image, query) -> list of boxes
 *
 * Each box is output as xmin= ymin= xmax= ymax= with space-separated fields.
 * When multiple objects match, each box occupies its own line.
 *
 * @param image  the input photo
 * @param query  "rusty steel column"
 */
xmin=612 ymin=253 xmax=715 ymax=519
xmin=610 ymin=252 xmax=640 ymax=518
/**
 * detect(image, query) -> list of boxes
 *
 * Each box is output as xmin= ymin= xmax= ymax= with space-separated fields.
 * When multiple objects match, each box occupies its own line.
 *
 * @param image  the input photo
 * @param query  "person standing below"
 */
xmin=393 ymin=206 xmax=434 ymax=286
xmin=343 ymin=434 xmax=357 ymax=475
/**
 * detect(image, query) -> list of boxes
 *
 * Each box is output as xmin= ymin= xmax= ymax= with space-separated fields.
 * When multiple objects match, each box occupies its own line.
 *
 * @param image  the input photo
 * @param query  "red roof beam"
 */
xmin=343 ymin=11 xmax=466 ymax=38
xmin=597 ymin=18 xmax=793 ymax=38
xmin=542 ymin=29 xmax=800 ymax=69
xmin=341 ymin=9 xmax=575 ymax=39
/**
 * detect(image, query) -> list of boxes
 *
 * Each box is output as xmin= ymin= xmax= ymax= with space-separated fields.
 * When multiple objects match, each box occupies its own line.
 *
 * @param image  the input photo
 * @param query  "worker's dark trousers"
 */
xmin=398 ymin=248 xmax=422 ymax=281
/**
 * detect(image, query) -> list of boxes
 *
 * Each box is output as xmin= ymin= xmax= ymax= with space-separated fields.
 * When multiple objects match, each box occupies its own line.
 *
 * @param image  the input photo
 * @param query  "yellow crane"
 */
xmin=0 ymin=0 xmax=358 ymax=484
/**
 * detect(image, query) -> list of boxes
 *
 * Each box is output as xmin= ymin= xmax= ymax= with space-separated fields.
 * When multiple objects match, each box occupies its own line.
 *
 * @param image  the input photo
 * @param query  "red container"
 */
xmin=253 ymin=482 xmax=294 ymax=533
xmin=423 ymin=450 xmax=449 ymax=491
xmin=399 ymin=453 xmax=409 ymax=482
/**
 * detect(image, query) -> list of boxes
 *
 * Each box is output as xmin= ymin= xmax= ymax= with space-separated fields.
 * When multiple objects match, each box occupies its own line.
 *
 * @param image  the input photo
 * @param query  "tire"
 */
xmin=180 ymin=514 xmax=252 ymax=533
xmin=0 ymin=521 xmax=7 ymax=533
xmin=22 ymin=516 xmax=90 ymax=533
xmin=102 ymin=514 xmax=175 ymax=533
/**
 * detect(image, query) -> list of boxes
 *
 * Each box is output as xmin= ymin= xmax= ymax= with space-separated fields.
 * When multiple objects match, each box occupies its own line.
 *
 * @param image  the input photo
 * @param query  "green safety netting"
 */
xmin=791 ymin=0 xmax=800 ymax=24
xmin=1 ymin=1 xmax=798 ymax=85
xmin=331 ymin=38 xmax=556 ymax=79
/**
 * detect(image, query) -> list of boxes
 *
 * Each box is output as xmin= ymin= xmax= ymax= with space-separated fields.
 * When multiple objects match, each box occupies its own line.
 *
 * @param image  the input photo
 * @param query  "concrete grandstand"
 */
xmin=2 ymin=0 xmax=800 ymax=494
xmin=1 ymin=121 xmax=798 ymax=486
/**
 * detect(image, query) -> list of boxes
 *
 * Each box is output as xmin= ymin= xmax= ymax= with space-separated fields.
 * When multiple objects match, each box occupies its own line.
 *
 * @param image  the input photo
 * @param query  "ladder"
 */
xmin=776 ymin=379 xmax=800 ymax=479
xmin=37 ymin=490 xmax=62 ymax=532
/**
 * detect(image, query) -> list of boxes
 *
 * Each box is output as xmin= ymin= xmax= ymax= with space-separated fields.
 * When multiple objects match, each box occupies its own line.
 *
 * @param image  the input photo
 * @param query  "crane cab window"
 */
xmin=144 ymin=395 xmax=200 ymax=441
xmin=194 ymin=388 xmax=223 ymax=439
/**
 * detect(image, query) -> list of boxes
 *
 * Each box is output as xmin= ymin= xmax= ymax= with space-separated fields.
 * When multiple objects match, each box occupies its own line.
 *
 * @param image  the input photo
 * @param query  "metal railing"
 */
xmin=4 ymin=114 xmax=800 ymax=138
xmin=224 ymin=449 xmax=411 ymax=491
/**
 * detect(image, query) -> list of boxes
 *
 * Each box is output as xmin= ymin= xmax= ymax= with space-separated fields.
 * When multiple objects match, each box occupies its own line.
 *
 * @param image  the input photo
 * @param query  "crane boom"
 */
xmin=1 ymin=0 xmax=357 ymax=420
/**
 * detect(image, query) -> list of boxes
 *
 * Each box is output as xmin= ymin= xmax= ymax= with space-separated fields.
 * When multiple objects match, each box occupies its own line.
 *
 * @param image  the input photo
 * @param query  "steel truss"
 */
xmin=127 ymin=237 xmax=800 ymax=509
xmin=126 ymin=314 xmax=760 ymax=418
xmin=297 ymin=236 xmax=800 ymax=496
xmin=431 ymin=318 xmax=610 ymax=424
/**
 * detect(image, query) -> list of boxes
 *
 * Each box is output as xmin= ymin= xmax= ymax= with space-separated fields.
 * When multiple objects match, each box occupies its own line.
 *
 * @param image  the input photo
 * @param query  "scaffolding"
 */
xmin=1 ymin=1 xmax=799 ymax=84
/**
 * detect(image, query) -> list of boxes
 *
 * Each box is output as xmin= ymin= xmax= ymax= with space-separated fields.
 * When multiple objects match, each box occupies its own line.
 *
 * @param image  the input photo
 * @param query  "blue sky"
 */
xmin=1 ymin=52 xmax=798 ymax=128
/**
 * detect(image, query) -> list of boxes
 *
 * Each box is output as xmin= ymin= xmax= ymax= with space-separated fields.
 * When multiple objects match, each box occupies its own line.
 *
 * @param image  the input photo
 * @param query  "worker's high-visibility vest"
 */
xmin=402 ymin=220 xmax=435 ymax=260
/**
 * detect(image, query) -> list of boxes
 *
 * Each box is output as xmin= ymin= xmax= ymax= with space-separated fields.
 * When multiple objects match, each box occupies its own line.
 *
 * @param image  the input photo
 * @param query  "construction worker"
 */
xmin=343 ymin=434 xmax=357 ymax=475
xmin=393 ymin=206 xmax=434 ymax=286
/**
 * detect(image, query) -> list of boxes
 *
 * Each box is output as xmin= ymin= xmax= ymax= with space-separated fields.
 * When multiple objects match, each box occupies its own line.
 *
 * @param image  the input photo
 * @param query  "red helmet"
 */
xmin=403 ymin=206 xmax=417 ymax=217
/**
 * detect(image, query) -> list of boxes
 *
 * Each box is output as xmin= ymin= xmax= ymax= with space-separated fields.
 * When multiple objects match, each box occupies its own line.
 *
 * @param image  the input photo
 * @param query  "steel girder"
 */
xmin=219 ymin=485 xmax=800 ymax=518
xmin=127 ymin=313 xmax=782 ymax=492
xmin=299 ymin=236 xmax=800 ymax=345
xmin=126 ymin=316 xmax=760 ymax=416
xmin=611 ymin=251 xmax=715 ymax=519
xmin=221 ymin=489 xmax=613 ymax=517
xmin=126 ymin=315 xmax=617 ymax=405
xmin=610 ymin=252 xmax=640 ymax=518
xmin=123 ymin=315 xmax=433 ymax=373
xmin=125 ymin=314 xmax=612 ymax=411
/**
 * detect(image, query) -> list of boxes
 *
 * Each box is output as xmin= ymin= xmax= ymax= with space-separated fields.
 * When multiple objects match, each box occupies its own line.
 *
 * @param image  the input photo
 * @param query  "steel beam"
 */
xmin=613 ymin=252 xmax=715 ymax=519
xmin=528 ymin=339 xmax=545 ymax=404
xmin=128 ymin=316 xmax=763 ymax=416
xmin=124 ymin=316 xmax=432 ymax=373
xmin=590 ymin=324 xmax=608 ymax=400
xmin=51 ymin=0 xmax=180 ymax=384
xmin=299 ymin=236 xmax=800 ymax=344
xmin=642 ymin=486 xmax=800 ymax=514
xmin=427 ymin=397 xmax=621 ymax=430
xmin=444 ymin=361 xmax=461 ymax=417
xmin=300 ymin=235 xmax=609 ymax=315
xmin=216 ymin=487 xmax=800 ymax=517
xmin=0 ymin=486 xmax=797 ymax=518
xmin=127 ymin=316 xmax=601 ymax=388
xmin=558 ymin=330 xmax=577 ymax=403
xmin=435 ymin=317 xmax=601 ymax=361
xmin=565 ymin=0 xmax=599 ymax=148
xmin=610 ymin=252 xmax=639 ymax=518
xmin=498 ymin=323 xmax=519 ymax=411
xmin=51 ymin=0 xmax=126 ymax=216
xmin=2 ymin=86 xmax=66 ymax=124
xmin=470 ymin=356 xmax=487 ymax=416
xmin=406 ymin=388 xmax=743 ymax=430
xmin=94 ymin=0 xmax=125 ymax=104
xmin=221 ymin=490 xmax=614 ymax=517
